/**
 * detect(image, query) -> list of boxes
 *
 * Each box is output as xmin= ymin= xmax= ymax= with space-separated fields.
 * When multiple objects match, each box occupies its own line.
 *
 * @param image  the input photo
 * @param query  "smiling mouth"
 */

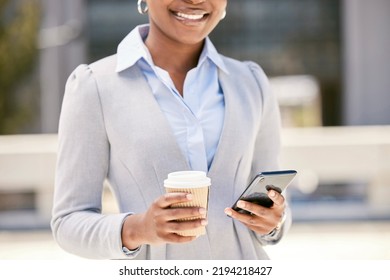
xmin=174 ymin=11 xmax=209 ymax=21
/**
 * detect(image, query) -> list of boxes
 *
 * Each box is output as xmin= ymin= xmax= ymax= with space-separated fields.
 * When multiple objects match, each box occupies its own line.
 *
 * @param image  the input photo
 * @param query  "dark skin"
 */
xmin=224 ymin=190 xmax=285 ymax=233
xmin=121 ymin=0 xmax=286 ymax=250
xmin=144 ymin=0 xmax=224 ymax=95
xmin=121 ymin=193 xmax=206 ymax=249
xmin=145 ymin=40 xmax=201 ymax=95
xmin=144 ymin=23 xmax=203 ymax=95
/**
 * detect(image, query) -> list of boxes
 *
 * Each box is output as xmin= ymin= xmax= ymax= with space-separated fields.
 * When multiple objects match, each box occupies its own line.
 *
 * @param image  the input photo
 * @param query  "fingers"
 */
xmin=155 ymin=211 xmax=208 ymax=242
xmin=224 ymin=191 xmax=286 ymax=235
xmin=164 ymin=233 xmax=197 ymax=244
xmin=236 ymin=190 xmax=285 ymax=216
xmin=166 ymin=206 xmax=207 ymax=221
xmin=155 ymin=192 xmax=193 ymax=209
xmin=154 ymin=192 xmax=206 ymax=221
xmin=267 ymin=190 xmax=285 ymax=207
xmin=161 ymin=207 xmax=208 ymax=237
xmin=165 ymin=218 xmax=208 ymax=237
xmin=151 ymin=192 xmax=208 ymax=240
xmin=224 ymin=206 xmax=274 ymax=234
xmin=225 ymin=202 xmax=271 ymax=223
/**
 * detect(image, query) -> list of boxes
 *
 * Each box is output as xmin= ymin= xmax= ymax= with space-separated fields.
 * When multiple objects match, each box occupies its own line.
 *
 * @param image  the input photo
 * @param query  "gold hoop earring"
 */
xmin=137 ymin=0 xmax=148 ymax=15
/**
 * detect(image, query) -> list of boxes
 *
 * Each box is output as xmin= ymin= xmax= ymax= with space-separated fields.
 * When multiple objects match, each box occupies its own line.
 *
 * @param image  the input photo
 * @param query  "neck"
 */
xmin=145 ymin=30 xmax=204 ymax=74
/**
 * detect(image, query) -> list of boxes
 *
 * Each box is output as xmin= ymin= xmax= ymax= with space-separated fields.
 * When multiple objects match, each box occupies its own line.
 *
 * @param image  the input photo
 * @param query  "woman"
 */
xmin=51 ymin=0 xmax=291 ymax=260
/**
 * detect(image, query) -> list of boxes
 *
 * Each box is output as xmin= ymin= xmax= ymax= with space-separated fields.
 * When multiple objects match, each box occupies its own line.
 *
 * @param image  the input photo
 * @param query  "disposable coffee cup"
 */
xmin=164 ymin=171 xmax=211 ymax=237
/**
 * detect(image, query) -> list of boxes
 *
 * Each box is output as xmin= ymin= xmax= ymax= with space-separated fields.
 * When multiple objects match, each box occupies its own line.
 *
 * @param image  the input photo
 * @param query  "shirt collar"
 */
xmin=115 ymin=24 xmax=229 ymax=74
xmin=115 ymin=24 xmax=150 ymax=72
xmin=201 ymin=37 xmax=229 ymax=74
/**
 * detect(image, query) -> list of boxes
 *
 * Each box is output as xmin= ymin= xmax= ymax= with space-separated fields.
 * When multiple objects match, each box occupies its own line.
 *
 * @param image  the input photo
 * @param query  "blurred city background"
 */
xmin=0 ymin=0 xmax=389 ymax=260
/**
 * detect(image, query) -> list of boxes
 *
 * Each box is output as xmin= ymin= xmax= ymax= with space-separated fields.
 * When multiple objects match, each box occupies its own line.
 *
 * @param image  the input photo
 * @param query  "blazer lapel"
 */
xmin=203 ymin=68 xmax=254 ymax=256
xmin=208 ymin=64 xmax=260 ymax=196
xmin=208 ymin=69 xmax=248 ymax=184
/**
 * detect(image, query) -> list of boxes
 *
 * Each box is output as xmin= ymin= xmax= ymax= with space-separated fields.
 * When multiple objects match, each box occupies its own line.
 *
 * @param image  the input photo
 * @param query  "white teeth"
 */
xmin=176 ymin=12 xmax=204 ymax=20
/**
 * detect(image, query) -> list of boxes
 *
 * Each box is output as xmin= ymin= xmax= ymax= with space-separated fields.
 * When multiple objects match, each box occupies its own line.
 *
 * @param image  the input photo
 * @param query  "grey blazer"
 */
xmin=51 ymin=53 xmax=287 ymax=260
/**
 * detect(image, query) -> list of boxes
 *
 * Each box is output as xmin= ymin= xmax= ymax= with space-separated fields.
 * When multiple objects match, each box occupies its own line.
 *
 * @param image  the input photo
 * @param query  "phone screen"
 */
xmin=232 ymin=170 xmax=297 ymax=214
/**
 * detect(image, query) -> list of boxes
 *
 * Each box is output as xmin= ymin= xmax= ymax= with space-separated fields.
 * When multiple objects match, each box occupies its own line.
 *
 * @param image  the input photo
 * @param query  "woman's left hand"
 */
xmin=224 ymin=190 xmax=285 ymax=235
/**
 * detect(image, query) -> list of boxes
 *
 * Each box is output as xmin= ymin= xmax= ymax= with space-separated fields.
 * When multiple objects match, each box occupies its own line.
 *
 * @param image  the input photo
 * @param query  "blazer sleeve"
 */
xmin=245 ymin=61 xmax=292 ymax=245
xmin=51 ymin=64 xmax=134 ymax=259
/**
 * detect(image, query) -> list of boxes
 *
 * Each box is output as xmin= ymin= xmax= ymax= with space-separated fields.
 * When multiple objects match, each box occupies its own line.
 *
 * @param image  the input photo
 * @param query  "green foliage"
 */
xmin=0 ymin=0 xmax=40 ymax=134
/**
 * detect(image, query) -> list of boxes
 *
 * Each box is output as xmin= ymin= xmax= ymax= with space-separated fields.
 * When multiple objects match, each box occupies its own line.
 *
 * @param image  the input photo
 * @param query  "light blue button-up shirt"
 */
xmin=116 ymin=25 xmax=229 ymax=172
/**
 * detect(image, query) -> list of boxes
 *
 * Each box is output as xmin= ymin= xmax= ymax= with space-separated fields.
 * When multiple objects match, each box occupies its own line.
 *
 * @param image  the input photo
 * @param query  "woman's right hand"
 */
xmin=121 ymin=192 xmax=207 ymax=250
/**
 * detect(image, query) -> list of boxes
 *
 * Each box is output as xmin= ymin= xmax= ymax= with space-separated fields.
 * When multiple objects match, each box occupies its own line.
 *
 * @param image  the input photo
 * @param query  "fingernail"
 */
xmin=201 ymin=219 xmax=208 ymax=226
xmin=269 ymin=190 xmax=276 ymax=197
xmin=186 ymin=194 xmax=193 ymax=200
xmin=199 ymin=208 xmax=206 ymax=214
xmin=237 ymin=201 xmax=245 ymax=208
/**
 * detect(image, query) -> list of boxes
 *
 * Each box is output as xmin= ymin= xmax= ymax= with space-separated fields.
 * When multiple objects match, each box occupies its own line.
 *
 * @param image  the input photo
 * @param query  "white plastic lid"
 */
xmin=164 ymin=171 xmax=211 ymax=188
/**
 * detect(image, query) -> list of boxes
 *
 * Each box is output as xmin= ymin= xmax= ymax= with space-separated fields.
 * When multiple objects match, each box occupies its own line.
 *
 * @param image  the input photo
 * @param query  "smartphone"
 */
xmin=232 ymin=170 xmax=297 ymax=214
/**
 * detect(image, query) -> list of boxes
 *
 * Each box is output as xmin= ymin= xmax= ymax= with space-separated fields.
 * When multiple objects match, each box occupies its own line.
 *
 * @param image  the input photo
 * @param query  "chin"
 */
xmin=170 ymin=29 xmax=209 ymax=46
